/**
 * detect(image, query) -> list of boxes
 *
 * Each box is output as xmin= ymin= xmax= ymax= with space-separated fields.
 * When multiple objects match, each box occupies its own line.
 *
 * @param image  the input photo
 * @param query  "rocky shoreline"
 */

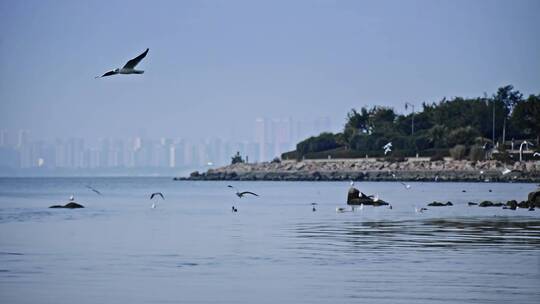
xmin=175 ymin=159 xmax=540 ymax=182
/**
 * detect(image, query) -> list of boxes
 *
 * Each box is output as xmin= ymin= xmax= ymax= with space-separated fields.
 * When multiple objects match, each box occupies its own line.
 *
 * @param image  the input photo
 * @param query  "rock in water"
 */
xmin=528 ymin=190 xmax=540 ymax=208
xmin=49 ymin=202 xmax=84 ymax=209
xmin=428 ymin=201 xmax=453 ymax=207
xmin=347 ymin=187 xmax=360 ymax=203
xmin=347 ymin=187 xmax=389 ymax=206
xmin=478 ymin=201 xmax=504 ymax=207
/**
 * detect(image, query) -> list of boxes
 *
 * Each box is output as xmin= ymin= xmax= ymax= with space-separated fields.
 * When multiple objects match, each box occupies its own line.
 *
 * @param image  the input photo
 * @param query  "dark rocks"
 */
xmin=478 ymin=201 xmax=504 ymax=207
xmin=174 ymin=159 xmax=540 ymax=182
xmin=517 ymin=201 xmax=529 ymax=208
xmin=468 ymin=202 xmax=478 ymax=206
xmin=190 ymin=171 xmax=200 ymax=178
xmin=528 ymin=190 xmax=540 ymax=208
xmin=347 ymin=187 xmax=389 ymax=206
xmin=505 ymin=200 xmax=518 ymax=210
xmin=347 ymin=187 xmax=360 ymax=203
xmin=428 ymin=201 xmax=453 ymax=207
xmin=49 ymin=202 xmax=84 ymax=209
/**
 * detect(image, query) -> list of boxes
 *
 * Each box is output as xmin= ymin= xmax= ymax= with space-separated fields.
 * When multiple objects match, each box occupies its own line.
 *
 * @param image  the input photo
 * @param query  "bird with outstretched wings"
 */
xmin=86 ymin=185 xmax=102 ymax=195
xmin=123 ymin=48 xmax=149 ymax=69
xmin=150 ymin=192 xmax=165 ymax=200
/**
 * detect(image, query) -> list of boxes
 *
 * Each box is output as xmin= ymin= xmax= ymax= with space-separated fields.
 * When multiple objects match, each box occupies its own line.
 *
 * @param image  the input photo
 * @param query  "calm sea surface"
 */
xmin=0 ymin=178 xmax=539 ymax=303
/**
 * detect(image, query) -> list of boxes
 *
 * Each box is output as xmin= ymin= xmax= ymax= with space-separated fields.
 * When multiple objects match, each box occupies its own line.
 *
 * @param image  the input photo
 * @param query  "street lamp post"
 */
xmin=519 ymin=140 xmax=534 ymax=162
xmin=405 ymin=102 xmax=415 ymax=136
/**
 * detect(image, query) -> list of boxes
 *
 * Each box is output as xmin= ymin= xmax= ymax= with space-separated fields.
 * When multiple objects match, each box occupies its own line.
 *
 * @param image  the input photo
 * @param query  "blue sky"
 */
xmin=1 ymin=0 xmax=539 ymax=141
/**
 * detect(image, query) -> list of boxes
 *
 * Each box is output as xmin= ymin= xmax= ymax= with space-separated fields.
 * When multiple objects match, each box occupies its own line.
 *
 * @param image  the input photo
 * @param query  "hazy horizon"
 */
xmin=1 ymin=0 xmax=539 ymax=142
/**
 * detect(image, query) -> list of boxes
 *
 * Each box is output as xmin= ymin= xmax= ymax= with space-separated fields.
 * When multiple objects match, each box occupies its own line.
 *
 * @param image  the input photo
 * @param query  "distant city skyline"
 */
xmin=0 ymin=116 xmax=334 ymax=173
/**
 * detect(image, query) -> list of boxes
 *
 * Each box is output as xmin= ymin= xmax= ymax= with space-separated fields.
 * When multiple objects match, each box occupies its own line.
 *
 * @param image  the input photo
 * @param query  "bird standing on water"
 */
xmin=96 ymin=48 xmax=149 ymax=78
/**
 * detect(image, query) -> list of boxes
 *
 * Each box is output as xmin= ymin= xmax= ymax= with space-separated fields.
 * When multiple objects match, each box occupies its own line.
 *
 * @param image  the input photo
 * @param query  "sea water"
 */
xmin=0 ymin=178 xmax=539 ymax=303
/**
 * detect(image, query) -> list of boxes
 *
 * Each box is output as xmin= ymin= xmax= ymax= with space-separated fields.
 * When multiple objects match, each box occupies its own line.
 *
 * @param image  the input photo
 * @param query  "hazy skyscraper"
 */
xmin=255 ymin=118 xmax=266 ymax=162
xmin=17 ymin=130 xmax=29 ymax=149
xmin=0 ymin=130 xmax=9 ymax=147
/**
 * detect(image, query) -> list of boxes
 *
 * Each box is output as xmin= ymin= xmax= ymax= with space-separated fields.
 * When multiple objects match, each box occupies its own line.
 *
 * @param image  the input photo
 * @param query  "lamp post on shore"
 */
xmin=519 ymin=140 xmax=534 ymax=162
xmin=405 ymin=102 xmax=415 ymax=136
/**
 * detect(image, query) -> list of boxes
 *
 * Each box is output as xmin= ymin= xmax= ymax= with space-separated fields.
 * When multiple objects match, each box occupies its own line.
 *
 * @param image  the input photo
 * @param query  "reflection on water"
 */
xmin=295 ymin=218 xmax=540 ymax=252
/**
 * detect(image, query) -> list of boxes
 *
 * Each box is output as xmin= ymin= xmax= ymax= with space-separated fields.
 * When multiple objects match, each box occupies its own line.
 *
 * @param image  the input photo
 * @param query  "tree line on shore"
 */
xmin=282 ymin=85 xmax=539 ymax=161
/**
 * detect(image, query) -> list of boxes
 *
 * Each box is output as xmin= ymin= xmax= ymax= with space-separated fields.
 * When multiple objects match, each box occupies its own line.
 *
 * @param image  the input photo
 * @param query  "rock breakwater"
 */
xmin=175 ymin=159 xmax=540 ymax=182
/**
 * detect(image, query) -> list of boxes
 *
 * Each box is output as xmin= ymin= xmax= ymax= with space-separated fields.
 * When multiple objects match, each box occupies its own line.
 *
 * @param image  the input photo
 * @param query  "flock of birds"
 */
xmin=63 ymin=174 xmax=537 ymax=215
xmin=74 ymin=49 xmax=536 ymax=214
xmin=74 ymin=179 xmax=434 ymax=215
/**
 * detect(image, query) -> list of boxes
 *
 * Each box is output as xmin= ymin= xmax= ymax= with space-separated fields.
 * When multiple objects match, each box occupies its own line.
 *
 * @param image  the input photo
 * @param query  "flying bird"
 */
xmin=501 ymin=168 xmax=522 ymax=176
xmin=149 ymin=192 xmax=164 ymax=209
xmin=415 ymin=207 xmax=428 ymax=213
xmin=96 ymin=48 xmax=149 ymax=78
xmin=150 ymin=192 xmax=164 ymax=200
xmin=399 ymin=182 xmax=411 ymax=189
xmin=227 ymin=185 xmax=259 ymax=198
xmin=86 ymin=185 xmax=102 ymax=195
xmin=383 ymin=142 xmax=392 ymax=155
xmin=336 ymin=207 xmax=348 ymax=213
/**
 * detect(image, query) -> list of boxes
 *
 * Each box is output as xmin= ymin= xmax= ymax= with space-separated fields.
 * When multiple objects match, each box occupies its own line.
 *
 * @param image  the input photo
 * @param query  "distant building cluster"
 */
xmin=0 ymin=117 xmax=332 ymax=171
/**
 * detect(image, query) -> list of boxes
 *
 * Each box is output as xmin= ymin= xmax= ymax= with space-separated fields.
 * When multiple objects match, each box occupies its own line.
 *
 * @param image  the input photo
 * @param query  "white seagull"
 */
xmin=383 ymin=142 xmax=392 ymax=155
xmin=96 ymin=48 xmax=149 ymax=78
xmin=150 ymin=192 xmax=164 ymax=209
xmin=400 ymin=182 xmax=412 ymax=189
xmin=415 ymin=207 xmax=428 ymax=213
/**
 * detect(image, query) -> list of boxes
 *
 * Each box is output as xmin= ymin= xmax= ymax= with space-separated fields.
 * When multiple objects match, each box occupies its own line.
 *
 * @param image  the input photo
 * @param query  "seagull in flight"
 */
xmin=227 ymin=185 xmax=259 ymax=198
xmin=400 ymin=182 xmax=412 ymax=189
xmin=150 ymin=192 xmax=164 ymax=209
xmin=383 ymin=142 xmax=392 ymax=155
xmin=150 ymin=192 xmax=164 ymax=200
xmin=415 ymin=207 xmax=428 ymax=213
xmin=391 ymin=173 xmax=411 ymax=189
xmin=86 ymin=185 xmax=102 ymax=195
xmin=501 ymin=168 xmax=522 ymax=176
xmin=96 ymin=48 xmax=149 ymax=78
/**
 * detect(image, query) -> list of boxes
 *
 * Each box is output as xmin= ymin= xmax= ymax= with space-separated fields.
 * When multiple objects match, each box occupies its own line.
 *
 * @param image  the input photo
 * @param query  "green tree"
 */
xmin=493 ymin=85 xmax=523 ymax=143
xmin=427 ymin=125 xmax=448 ymax=148
xmin=511 ymin=94 xmax=540 ymax=143
xmin=447 ymin=126 xmax=481 ymax=146
xmin=297 ymin=132 xmax=343 ymax=156
xmin=343 ymin=108 xmax=371 ymax=145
